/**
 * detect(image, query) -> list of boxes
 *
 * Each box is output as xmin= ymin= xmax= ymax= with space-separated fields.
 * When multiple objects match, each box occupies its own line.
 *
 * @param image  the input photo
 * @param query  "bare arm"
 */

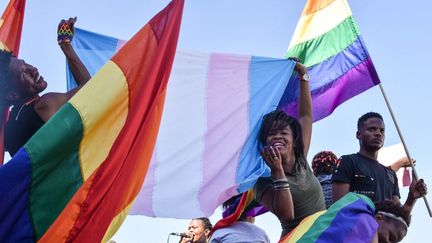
xmin=389 ymin=157 xmax=415 ymax=172
xmin=58 ymin=17 xmax=91 ymax=99
xmin=61 ymin=43 xmax=90 ymax=88
xmin=258 ymin=146 xmax=295 ymax=223
xmin=332 ymin=182 xmax=350 ymax=203
xmin=292 ymin=60 xmax=312 ymax=156
xmin=35 ymin=17 xmax=91 ymax=121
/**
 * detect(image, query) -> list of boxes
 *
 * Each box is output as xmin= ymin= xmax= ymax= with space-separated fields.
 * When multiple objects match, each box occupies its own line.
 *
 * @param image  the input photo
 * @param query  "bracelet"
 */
xmin=272 ymin=178 xmax=289 ymax=184
xmin=274 ymin=183 xmax=290 ymax=190
xmin=58 ymin=22 xmax=74 ymax=44
xmin=272 ymin=178 xmax=290 ymax=191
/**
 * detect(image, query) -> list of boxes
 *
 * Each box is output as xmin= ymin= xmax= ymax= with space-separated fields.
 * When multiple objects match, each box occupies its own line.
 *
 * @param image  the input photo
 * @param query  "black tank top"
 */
xmin=4 ymin=102 xmax=45 ymax=156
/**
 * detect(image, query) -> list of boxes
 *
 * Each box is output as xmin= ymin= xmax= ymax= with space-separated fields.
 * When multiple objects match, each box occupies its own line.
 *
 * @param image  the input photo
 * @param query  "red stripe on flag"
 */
xmin=0 ymin=0 xmax=26 ymax=55
xmin=39 ymin=0 xmax=184 ymax=241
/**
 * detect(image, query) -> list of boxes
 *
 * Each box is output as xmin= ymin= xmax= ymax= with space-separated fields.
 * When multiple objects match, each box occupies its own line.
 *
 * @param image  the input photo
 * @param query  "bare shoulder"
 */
xmin=34 ymin=92 xmax=70 ymax=121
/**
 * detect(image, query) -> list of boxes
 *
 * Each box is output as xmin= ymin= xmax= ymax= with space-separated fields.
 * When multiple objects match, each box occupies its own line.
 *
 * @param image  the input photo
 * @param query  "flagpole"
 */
xmin=378 ymin=83 xmax=432 ymax=217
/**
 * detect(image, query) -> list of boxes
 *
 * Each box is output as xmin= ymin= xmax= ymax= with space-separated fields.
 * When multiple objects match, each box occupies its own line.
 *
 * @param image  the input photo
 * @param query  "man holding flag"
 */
xmin=332 ymin=112 xmax=428 ymax=214
xmin=0 ymin=17 xmax=90 ymax=157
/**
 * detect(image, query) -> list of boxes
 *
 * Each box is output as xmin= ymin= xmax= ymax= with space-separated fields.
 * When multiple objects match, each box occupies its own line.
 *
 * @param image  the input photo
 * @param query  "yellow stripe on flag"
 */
xmin=69 ymin=61 xmax=129 ymax=179
xmin=288 ymin=0 xmax=351 ymax=49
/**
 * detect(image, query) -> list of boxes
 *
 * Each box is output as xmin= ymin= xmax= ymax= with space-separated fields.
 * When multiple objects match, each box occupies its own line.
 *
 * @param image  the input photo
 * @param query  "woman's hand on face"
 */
xmin=261 ymin=145 xmax=283 ymax=170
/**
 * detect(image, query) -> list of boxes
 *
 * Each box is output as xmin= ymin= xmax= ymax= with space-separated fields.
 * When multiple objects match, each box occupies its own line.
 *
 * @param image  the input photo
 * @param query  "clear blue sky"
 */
xmin=2 ymin=0 xmax=431 ymax=242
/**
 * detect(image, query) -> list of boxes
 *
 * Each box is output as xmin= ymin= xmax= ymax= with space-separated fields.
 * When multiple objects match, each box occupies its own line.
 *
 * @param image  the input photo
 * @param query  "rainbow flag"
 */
xmin=210 ymin=189 xmax=267 ymax=235
xmin=279 ymin=192 xmax=378 ymax=243
xmin=0 ymin=0 xmax=26 ymax=164
xmin=66 ymin=29 xmax=298 ymax=218
xmin=0 ymin=0 xmax=184 ymax=242
xmin=280 ymin=0 xmax=380 ymax=121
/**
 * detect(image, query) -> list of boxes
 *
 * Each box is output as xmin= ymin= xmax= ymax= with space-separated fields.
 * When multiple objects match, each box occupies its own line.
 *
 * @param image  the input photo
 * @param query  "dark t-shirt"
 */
xmin=5 ymin=103 xmax=45 ymax=156
xmin=332 ymin=153 xmax=400 ymax=202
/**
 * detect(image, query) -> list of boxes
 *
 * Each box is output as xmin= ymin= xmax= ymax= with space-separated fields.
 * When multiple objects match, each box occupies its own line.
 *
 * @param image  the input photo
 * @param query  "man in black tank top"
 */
xmin=332 ymin=112 xmax=427 ymax=215
xmin=0 ymin=17 xmax=90 ymax=157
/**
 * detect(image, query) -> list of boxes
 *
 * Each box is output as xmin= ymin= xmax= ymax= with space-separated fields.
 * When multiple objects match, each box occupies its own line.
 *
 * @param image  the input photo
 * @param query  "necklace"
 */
xmin=14 ymin=96 xmax=40 ymax=121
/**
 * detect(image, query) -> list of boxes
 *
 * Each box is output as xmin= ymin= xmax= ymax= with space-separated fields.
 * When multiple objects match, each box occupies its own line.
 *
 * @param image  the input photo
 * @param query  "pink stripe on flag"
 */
xmin=199 ymin=53 xmax=251 ymax=215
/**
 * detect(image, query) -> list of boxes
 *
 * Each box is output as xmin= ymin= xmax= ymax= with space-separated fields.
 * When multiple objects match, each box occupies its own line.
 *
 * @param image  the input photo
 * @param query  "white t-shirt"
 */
xmin=209 ymin=221 xmax=270 ymax=243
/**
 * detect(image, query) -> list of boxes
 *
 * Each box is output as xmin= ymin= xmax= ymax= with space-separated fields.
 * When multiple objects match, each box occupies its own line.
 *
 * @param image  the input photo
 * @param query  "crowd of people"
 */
xmin=176 ymin=63 xmax=427 ymax=242
xmin=0 ymin=16 xmax=428 ymax=243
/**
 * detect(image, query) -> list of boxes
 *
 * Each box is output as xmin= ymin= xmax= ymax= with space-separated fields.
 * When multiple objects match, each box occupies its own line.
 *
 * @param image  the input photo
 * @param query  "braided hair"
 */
xmin=259 ymin=110 xmax=304 ymax=158
xmin=311 ymin=151 xmax=338 ymax=176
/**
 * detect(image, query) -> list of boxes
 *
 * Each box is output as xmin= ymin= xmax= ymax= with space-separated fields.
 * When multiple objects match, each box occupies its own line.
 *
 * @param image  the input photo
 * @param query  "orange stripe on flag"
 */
xmin=0 ymin=0 xmax=26 ymax=55
xmin=38 ymin=0 xmax=185 ymax=241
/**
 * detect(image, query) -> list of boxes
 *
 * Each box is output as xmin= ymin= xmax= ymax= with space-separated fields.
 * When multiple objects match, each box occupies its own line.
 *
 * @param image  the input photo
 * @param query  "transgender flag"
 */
xmin=66 ymin=28 xmax=126 ymax=90
xmin=67 ymin=29 xmax=296 ymax=218
xmin=281 ymin=0 xmax=381 ymax=121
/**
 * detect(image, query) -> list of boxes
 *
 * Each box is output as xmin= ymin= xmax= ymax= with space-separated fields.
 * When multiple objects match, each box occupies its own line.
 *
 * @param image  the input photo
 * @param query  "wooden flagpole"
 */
xmin=378 ymin=83 xmax=432 ymax=217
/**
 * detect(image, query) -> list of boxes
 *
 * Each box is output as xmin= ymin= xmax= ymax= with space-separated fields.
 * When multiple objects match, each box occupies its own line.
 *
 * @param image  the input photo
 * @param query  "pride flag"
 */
xmin=0 ymin=0 xmax=184 ymax=242
xmin=281 ymin=0 xmax=381 ymax=121
xmin=0 ymin=0 xmax=26 ymax=164
xmin=67 ymin=28 xmax=297 ymax=218
xmin=279 ymin=192 xmax=378 ymax=243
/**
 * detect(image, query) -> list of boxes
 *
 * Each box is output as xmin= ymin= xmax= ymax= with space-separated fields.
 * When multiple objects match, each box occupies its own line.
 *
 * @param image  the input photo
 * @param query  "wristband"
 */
xmin=58 ymin=22 xmax=74 ymax=44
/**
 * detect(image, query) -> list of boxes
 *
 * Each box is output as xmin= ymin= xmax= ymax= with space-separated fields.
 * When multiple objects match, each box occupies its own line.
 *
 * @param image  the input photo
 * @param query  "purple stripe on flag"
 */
xmin=315 ymin=199 xmax=377 ymax=243
xmin=129 ymin=148 xmax=158 ymax=216
xmin=199 ymin=53 xmax=251 ymax=215
xmin=282 ymin=58 xmax=378 ymax=121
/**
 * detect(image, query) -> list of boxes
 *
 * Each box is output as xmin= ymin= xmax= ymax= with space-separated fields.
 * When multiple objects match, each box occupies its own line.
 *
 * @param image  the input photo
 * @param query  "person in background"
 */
xmin=372 ymin=199 xmax=411 ymax=243
xmin=179 ymin=217 xmax=212 ymax=243
xmin=209 ymin=195 xmax=270 ymax=243
xmin=311 ymin=151 xmax=338 ymax=208
xmin=0 ymin=17 xmax=90 ymax=156
xmin=332 ymin=112 xmax=427 ymax=215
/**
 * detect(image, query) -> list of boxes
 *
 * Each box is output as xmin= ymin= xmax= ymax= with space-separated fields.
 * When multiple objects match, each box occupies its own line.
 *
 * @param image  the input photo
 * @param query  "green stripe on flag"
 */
xmin=286 ymin=16 xmax=360 ymax=67
xmin=297 ymin=193 xmax=374 ymax=242
xmin=25 ymin=102 xmax=84 ymax=239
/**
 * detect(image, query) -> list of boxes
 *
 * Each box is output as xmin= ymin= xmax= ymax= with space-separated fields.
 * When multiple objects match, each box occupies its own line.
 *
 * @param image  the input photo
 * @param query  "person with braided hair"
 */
xmin=253 ymin=58 xmax=325 ymax=239
xmin=311 ymin=151 xmax=338 ymax=208
xmin=0 ymin=17 xmax=90 ymax=156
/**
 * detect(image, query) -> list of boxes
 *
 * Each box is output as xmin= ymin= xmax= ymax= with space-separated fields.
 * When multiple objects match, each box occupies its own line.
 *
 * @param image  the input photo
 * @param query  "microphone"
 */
xmin=170 ymin=232 xmax=189 ymax=237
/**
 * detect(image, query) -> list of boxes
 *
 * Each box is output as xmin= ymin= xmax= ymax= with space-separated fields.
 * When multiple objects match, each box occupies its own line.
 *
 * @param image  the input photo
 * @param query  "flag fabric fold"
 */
xmin=0 ymin=0 xmax=184 ymax=242
xmin=0 ymin=0 xmax=26 ymax=165
xmin=279 ymin=192 xmax=378 ymax=243
xmin=377 ymin=143 xmax=412 ymax=187
xmin=67 ymin=27 xmax=298 ymax=218
xmin=280 ymin=0 xmax=381 ymax=121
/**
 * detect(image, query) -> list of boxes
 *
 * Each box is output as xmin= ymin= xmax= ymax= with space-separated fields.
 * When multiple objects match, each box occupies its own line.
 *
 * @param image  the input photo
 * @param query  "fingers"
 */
xmin=288 ymin=56 xmax=301 ymax=63
xmin=417 ymin=179 xmax=428 ymax=195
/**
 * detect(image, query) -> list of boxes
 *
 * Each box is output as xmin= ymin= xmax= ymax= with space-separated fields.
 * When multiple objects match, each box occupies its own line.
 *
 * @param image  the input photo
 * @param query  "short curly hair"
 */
xmin=375 ymin=200 xmax=411 ymax=226
xmin=0 ymin=50 xmax=14 ymax=106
